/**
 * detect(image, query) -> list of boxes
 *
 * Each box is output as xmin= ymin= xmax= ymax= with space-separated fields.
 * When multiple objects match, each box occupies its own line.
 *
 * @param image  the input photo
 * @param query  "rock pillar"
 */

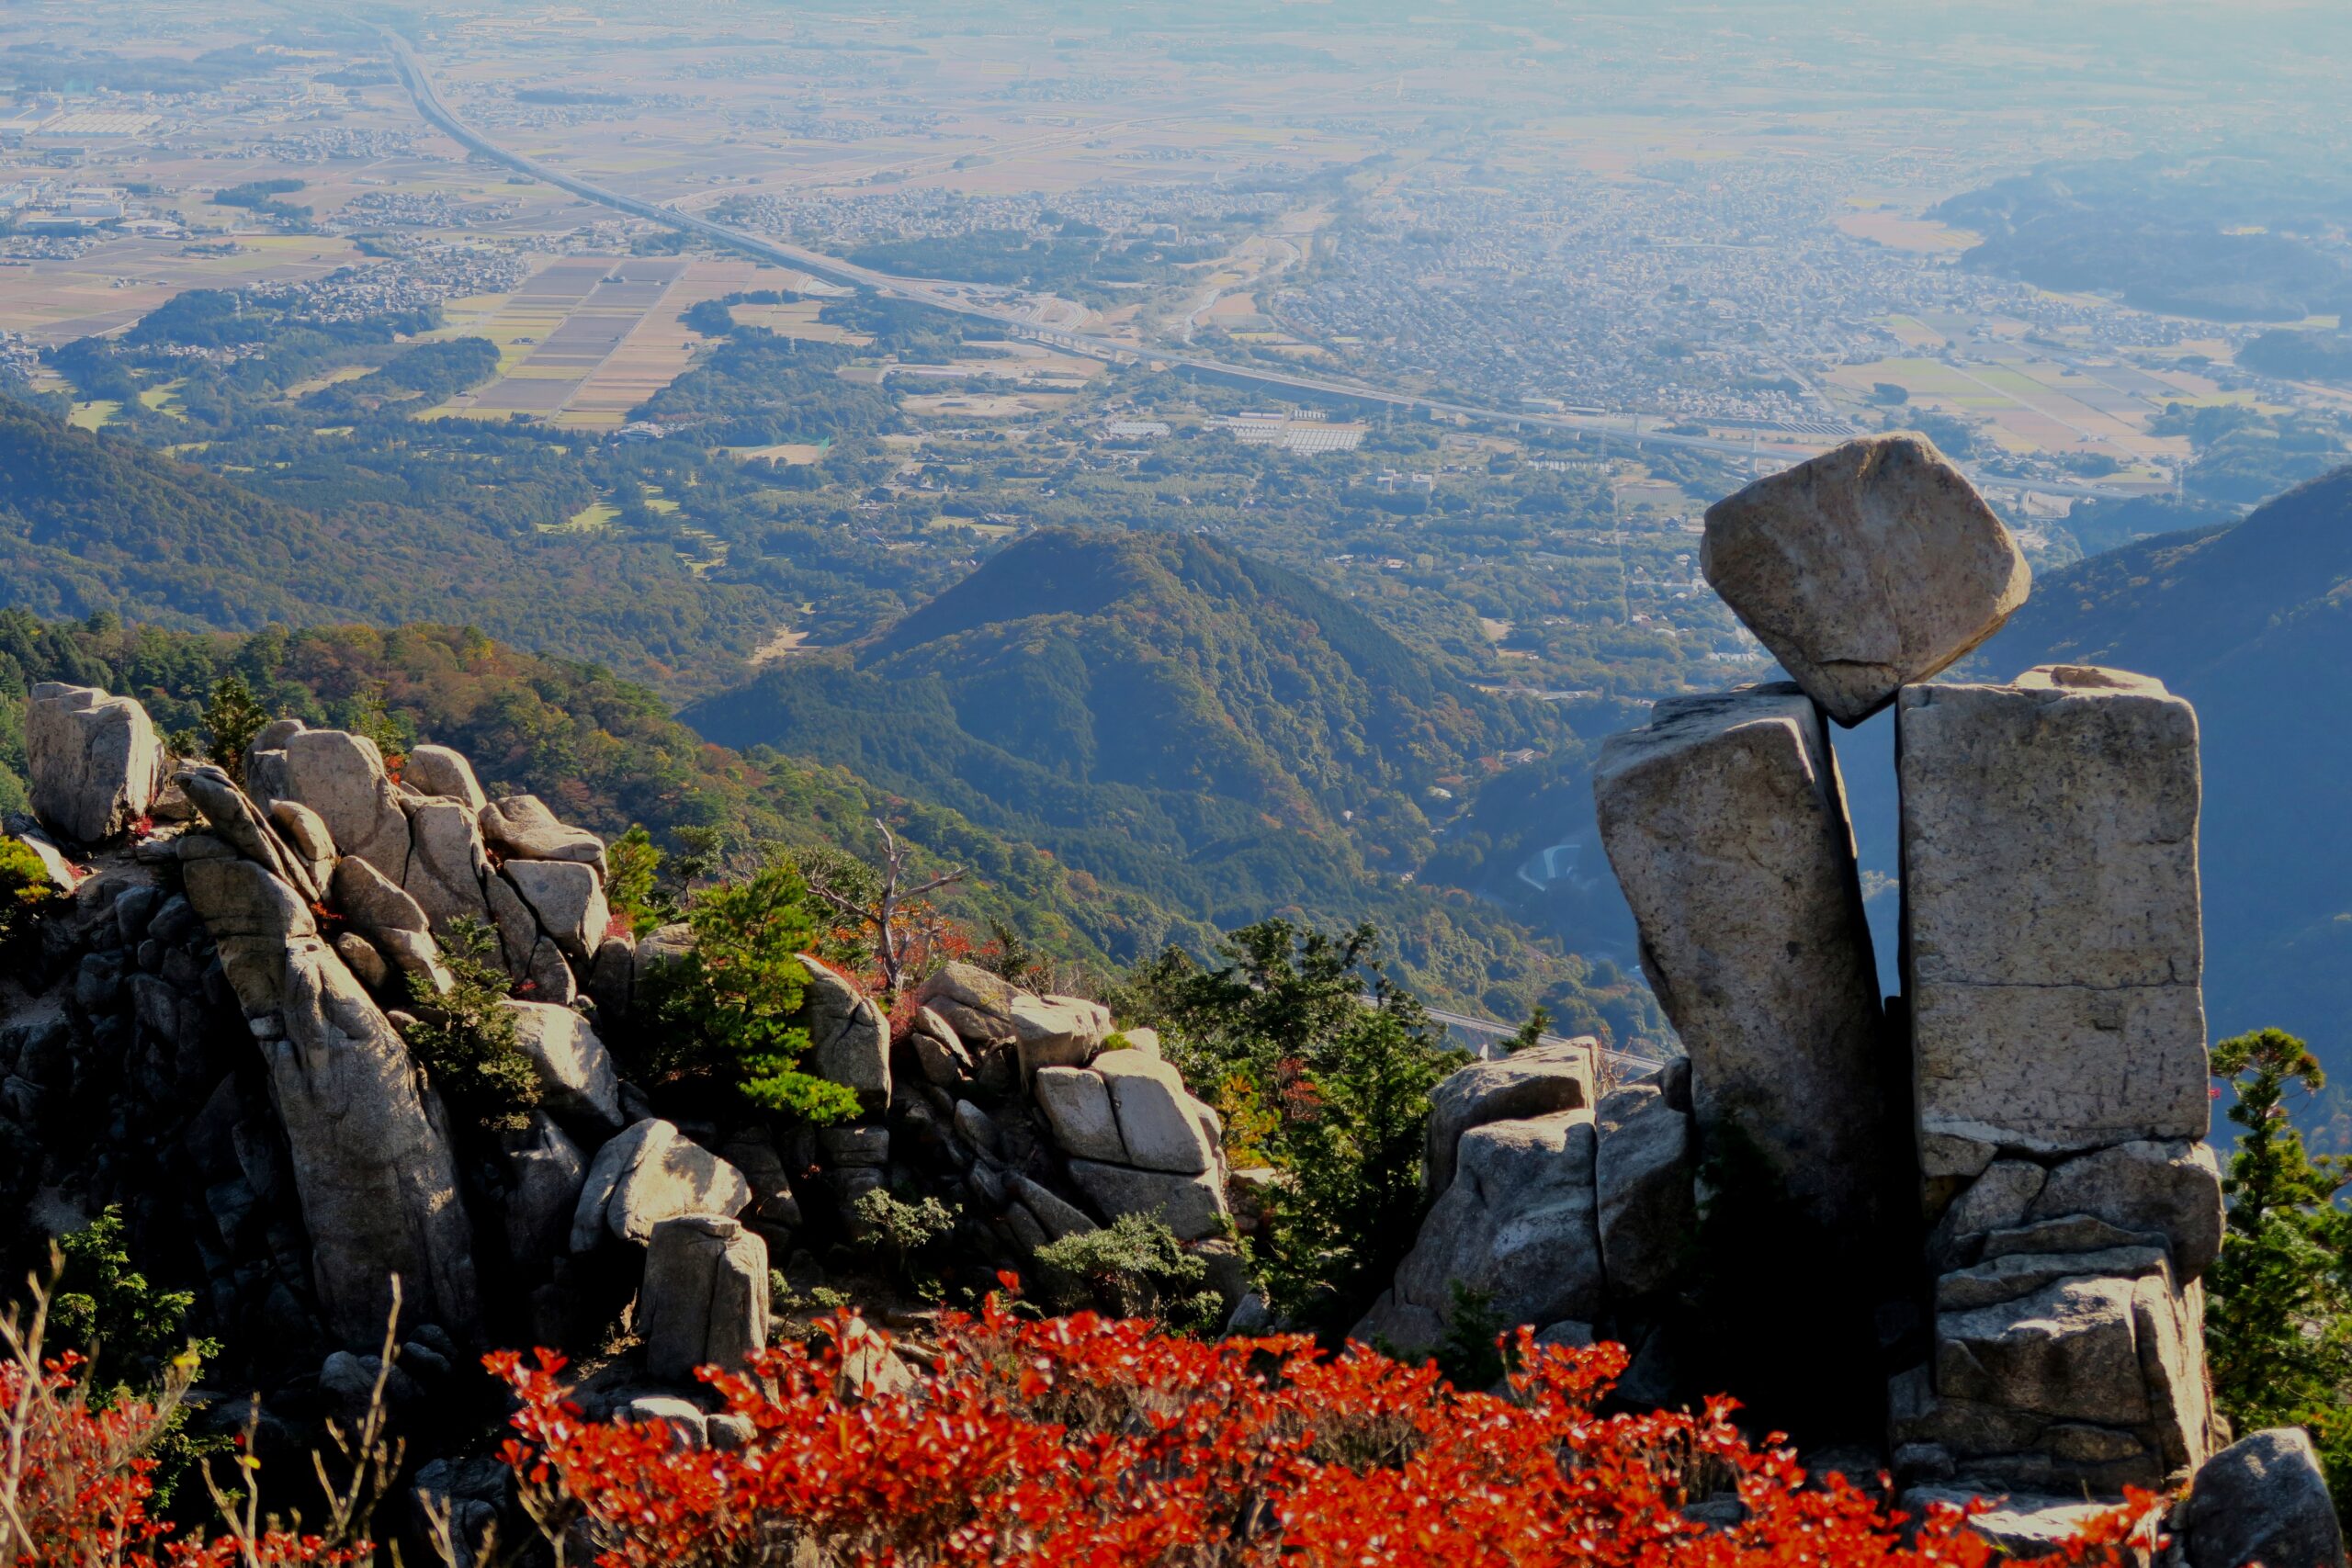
xmin=1593 ymin=682 xmax=1894 ymax=1243
xmin=1893 ymin=665 xmax=2221 ymax=1495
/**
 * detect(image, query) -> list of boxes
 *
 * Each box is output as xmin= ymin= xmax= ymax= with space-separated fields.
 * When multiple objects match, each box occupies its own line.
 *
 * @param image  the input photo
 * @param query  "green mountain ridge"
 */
xmin=683 ymin=526 xmax=1662 ymax=1038
xmin=0 ymin=400 xmax=784 ymax=693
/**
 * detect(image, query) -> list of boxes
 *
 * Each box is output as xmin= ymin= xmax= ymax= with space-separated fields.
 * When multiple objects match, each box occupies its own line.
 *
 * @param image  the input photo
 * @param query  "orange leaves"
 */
xmin=484 ymin=1307 xmax=2162 ymax=1568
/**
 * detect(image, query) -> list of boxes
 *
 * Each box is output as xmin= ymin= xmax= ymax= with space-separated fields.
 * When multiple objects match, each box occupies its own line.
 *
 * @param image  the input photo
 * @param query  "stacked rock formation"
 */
xmin=1570 ymin=433 xmax=2247 ymax=1522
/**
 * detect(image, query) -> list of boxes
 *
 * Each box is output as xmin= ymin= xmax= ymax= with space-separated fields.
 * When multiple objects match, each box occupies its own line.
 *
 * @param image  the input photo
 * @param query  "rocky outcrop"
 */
xmin=1593 ymin=683 xmax=1893 ymax=1246
xmin=177 ymin=810 xmax=481 ymax=1347
xmin=1700 ymin=434 xmax=2030 ymax=726
xmin=28 ymin=683 xmax=164 ymax=846
xmin=501 ymin=1001 xmax=625 ymax=1134
xmin=797 ymin=954 xmax=890 ymax=1112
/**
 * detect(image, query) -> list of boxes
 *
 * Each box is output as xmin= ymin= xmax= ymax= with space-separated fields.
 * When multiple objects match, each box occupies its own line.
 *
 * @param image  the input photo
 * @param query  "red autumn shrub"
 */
xmin=492 ymin=1286 xmax=2163 ymax=1568
xmin=0 ymin=1348 xmax=363 ymax=1568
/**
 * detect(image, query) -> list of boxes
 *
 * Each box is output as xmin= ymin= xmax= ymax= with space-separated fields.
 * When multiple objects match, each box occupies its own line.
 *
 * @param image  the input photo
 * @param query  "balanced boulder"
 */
xmin=1700 ymin=434 xmax=2029 ymax=725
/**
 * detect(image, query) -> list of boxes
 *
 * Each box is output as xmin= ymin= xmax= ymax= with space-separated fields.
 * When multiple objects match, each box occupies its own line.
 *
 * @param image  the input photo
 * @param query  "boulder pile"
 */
xmin=1 ymin=696 xmax=1251 ymax=1432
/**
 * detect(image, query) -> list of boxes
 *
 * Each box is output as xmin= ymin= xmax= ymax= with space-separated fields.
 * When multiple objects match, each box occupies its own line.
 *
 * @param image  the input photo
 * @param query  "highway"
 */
xmin=374 ymin=25 xmax=2136 ymax=507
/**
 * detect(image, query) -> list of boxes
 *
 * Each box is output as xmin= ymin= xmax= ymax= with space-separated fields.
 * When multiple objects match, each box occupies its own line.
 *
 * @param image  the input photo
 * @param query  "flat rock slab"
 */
xmin=1900 ymin=667 xmax=2208 ymax=1174
xmin=1702 ymin=434 xmax=2030 ymax=725
xmin=1594 ymin=684 xmax=1891 ymax=1241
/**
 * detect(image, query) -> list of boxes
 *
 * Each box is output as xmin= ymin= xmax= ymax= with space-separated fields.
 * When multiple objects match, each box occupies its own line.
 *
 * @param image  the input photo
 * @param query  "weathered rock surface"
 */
xmin=639 ymin=1214 xmax=768 ymax=1382
xmin=500 ymin=1000 xmax=625 ymax=1134
xmin=402 ymin=746 xmax=487 ymax=811
xmin=912 ymin=962 xmax=1023 ymax=1047
xmin=328 ymin=855 xmax=450 ymax=993
xmin=1593 ymin=684 xmax=1891 ymax=1240
xmin=2178 ymin=1428 xmax=2348 ymax=1568
xmin=1594 ymin=1080 xmax=1696 ymax=1299
xmin=1423 ymin=1038 xmax=1594 ymax=1196
xmin=1012 ymin=993 xmax=1112 ymax=1082
xmin=503 ymin=858 xmax=609 ymax=964
xmin=281 ymin=728 xmax=411 ymax=874
xmin=28 ymin=683 xmax=164 ymax=846
xmin=1700 ymin=434 xmax=2030 ymax=725
xmin=796 ymin=954 xmax=890 ymax=1111
xmin=1092 ymin=1050 xmax=1216 ymax=1175
xmin=1033 ymin=1066 xmax=1127 ymax=1163
xmin=498 ymin=1113 xmax=588 ymax=1264
xmin=479 ymin=795 xmax=603 ymax=866
xmin=1353 ymin=1111 xmax=1602 ymax=1354
xmin=910 ymin=1008 xmax=975 ymax=1087
xmin=1900 ymin=667 xmax=2208 ymax=1174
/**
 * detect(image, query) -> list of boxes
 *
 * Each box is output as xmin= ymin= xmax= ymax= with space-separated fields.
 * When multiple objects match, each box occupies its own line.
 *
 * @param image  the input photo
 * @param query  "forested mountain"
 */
xmin=683 ymin=527 xmax=1662 ymax=1038
xmin=1965 ymin=466 xmax=2352 ymax=1081
xmin=0 ymin=401 xmax=786 ymax=690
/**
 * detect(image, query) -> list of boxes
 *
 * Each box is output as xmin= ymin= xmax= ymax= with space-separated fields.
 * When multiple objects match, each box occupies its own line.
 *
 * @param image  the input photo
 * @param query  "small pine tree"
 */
xmin=1508 ymin=1004 xmax=1552 ymax=1054
xmin=200 ymin=673 xmax=269 ymax=784
xmin=402 ymin=919 xmax=543 ymax=1134
xmin=2205 ymin=1027 xmax=2352 ymax=1514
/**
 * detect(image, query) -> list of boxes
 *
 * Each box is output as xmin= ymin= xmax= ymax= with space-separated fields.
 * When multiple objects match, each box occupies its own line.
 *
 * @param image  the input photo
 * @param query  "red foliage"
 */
xmin=0 ymin=1350 xmax=362 ymax=1568
xmin=490 ymin=1288 xmax=2163 ymax=1568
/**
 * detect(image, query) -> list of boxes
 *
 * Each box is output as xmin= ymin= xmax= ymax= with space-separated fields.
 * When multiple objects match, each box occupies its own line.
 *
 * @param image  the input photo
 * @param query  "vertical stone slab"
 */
xmin=1593 ymin=682 xmax=1891 ymax=1242
xmin=1897 ymin=666 xmax=2208 ymax=1180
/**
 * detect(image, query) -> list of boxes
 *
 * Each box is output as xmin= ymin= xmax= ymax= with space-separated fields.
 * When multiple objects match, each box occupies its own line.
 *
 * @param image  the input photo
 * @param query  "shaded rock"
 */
xmin=1424 ymin=1037 xmax=1595 ymax=1197
xmin=333 ymin=931 xmax=391 ymax=992
xmin=27 ymin=682 xmax=164 ymax=845
xmin=951 ymin=1100 xmax=1001 ymax=1156
xmin=796 ymin=954 xmax=889 ymax=1111
xmin=1935 ymin=1276 xmax=2151 ymax=1425
xmin=1593 ymin=1081 xmax=1696 ymax=1299
xmin=2029 ymin=1139 xmax=2224 ymax=1283
xmin=1065 ymin=1157 xmax=1228 ymax=1242
xmin=499 ymin=1112 xmax=588 ymax=1264
xmin=1594 ymin=684 xmax=1891 ymax=1242
xmin=1033 ymin=1066 xmax=1127 ymax=1164
xmin=818 ymin=1125 xmax=889 ymax=1168
xmin=639 ymin=1215 xmax=768 ymax=1383
xmin=499 ymin=1000 xmax=625 ymax=1134
xmin=1093 ymin=1050 xmax=1216 ymax=1175
xmin=1928 ymin=1160 xmax=2047 ymax=1271
xmin=503 ymin=859 xmax=609 ymax=964
xmin=1700 ymin=434 xmax=2030 ymax=726
xmin=1983 ymin=1213 xmax=2171 ymax=1261
xmin=402 ymin=746 xmax=487 ymax=811
xmin=910 ymin=1008 xmax=974 ymax=1087
xmin=479 ymin=795 xmax=603 ymax=866
xmin=1352 ymin=1111 xmax=1602 ymax=1355
xmin=1933 ymin=1247 xmax=2170 ymax=1313
xmin=1011 ymin=1174 xmax=1097 ymax=1240
xmin=2179 ymin=1427 xmax=2347 ymax=1568
xmin=1900 ymin=668 xmax=2208 ymax=1174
